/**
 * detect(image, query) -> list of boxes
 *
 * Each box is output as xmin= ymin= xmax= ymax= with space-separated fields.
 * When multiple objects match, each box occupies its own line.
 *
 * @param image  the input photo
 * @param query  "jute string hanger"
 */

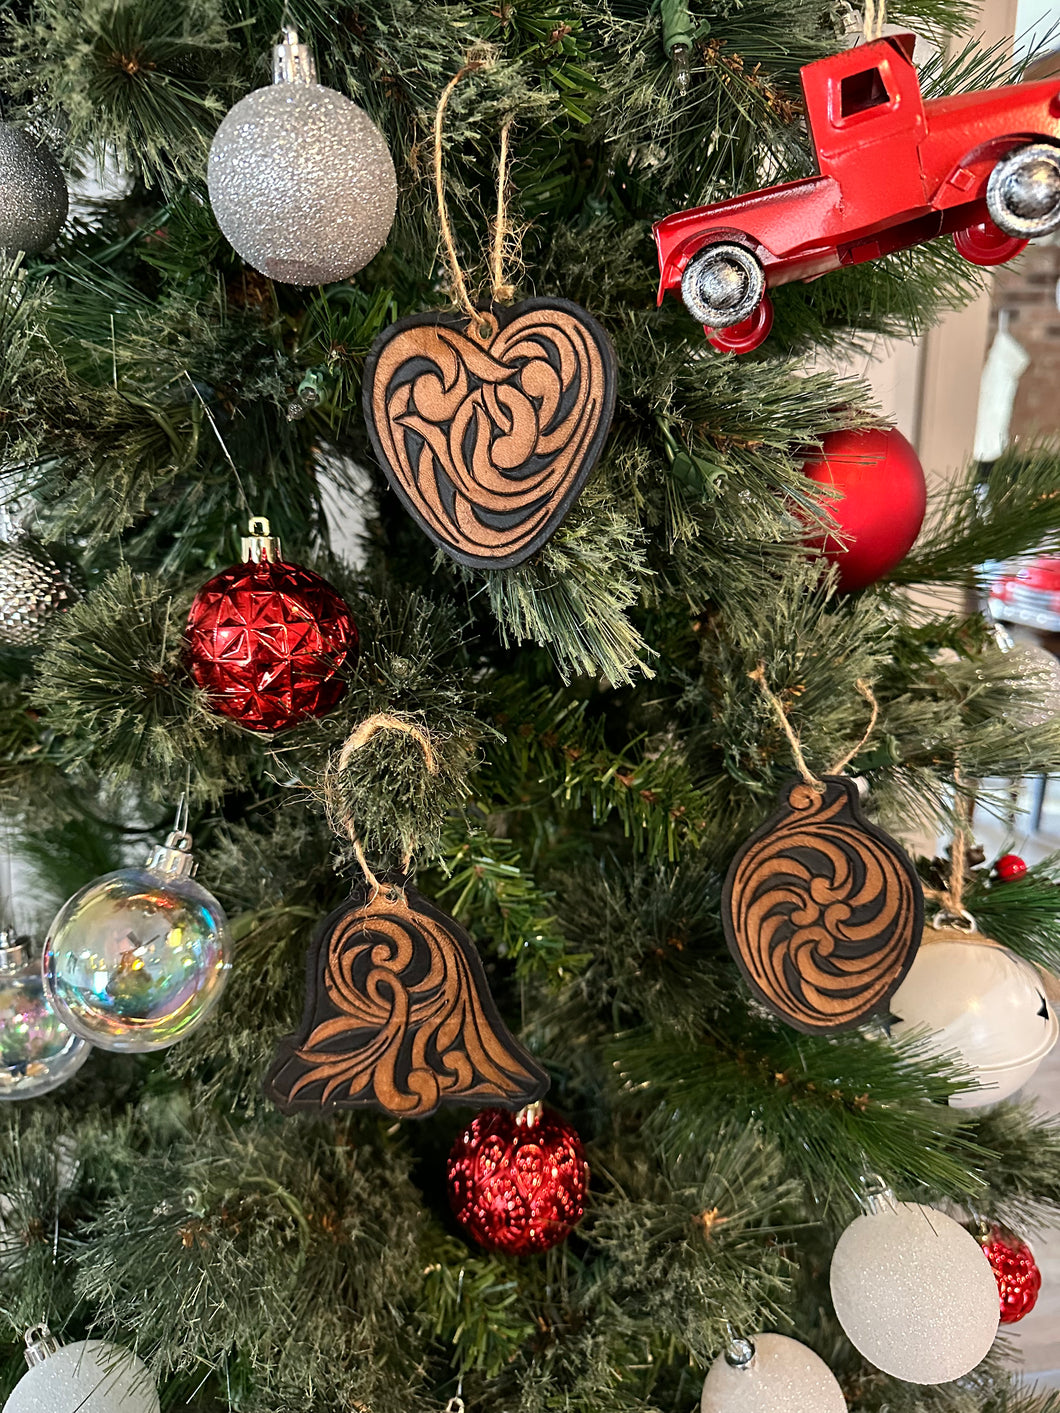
xmin=326 ymin=714 xmax=439 ymax=896
xmin=433 ymin=61 xmax=517 ymax=342
xmin=749 ymin=665 xmax=880 ymax=786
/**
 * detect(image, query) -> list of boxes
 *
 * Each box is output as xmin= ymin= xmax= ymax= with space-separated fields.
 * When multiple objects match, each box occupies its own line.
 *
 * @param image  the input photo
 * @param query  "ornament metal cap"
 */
xmin=273 ymin=27 xmax=318 ymax=85
xmin=23 ymin=1323 xmax=62 ymax=1368
xmin=0 ymin=929 xmax=26 ymax=972
xmin=241 ymin=515 xmax=282 ymax=564
xmin=857 ymin=1172 xmax=898 ymax=1216
xmin=145 ymin=799 xmax=197 ymax=878
xmin=723 ymin=1332 xmax=756 ymax=1369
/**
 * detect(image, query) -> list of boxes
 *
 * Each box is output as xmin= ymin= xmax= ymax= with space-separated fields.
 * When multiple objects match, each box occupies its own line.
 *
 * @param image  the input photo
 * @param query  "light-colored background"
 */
xmin=848 ymin=0 xmax=1060 ymax=1383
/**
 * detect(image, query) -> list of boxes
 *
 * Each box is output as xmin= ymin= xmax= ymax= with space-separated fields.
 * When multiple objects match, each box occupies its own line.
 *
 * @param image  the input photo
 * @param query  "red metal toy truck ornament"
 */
xmin=654 ymin=34 xmax=1060 ymax=352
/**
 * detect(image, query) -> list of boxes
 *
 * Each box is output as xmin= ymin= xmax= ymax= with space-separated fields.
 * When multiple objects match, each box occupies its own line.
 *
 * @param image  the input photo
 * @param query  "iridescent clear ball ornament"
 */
xmin=0 ymin=126 xmax=68 ymax=254
xmin=207 ymin=30 xmax=396 ymax=285
xmin=701 ymin=1334 xmax=847 ymax=1413
xmin=0 ymin=538 xmax=82 ymax=647
xmin=0 ymin=933 xmax=89 ymax=1099
xmin=2 ymin=1325 xmax=159 ymax=1413
xmin=829 ymin=1180 xmax=999 ymax=1384
xmin=42 ymin=825 xmax=231 ymax=1052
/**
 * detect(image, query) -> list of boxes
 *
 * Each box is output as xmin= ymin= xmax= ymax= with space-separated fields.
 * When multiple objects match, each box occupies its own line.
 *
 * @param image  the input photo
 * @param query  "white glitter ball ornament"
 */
xmin=701 ymin=1334 xmax=847 ymax=1413
xmin=829 ymin=1183 xmax=998 ymax=1384
xmin=2 ymin=1325 xmax=159 ymax=1413
xmin=207 ymin=29 xmax=396 ymax=285
xmin=0 ymin=125 xmax=67 ymax=254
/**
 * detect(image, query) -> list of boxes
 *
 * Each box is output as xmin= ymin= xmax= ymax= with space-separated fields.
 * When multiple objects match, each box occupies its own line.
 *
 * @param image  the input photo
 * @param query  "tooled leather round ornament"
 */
xmin=186 ymin=556 xmax=356 ymax=732
xmin=722 ymin=775 xmax=923 ymax=1034
xmin=362 ymin=298 xmax=617 ymax=569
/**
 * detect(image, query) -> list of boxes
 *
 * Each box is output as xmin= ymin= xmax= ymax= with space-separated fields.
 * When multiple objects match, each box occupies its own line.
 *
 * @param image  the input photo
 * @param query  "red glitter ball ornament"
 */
xmin=979 ymin=1225 xmax=1042 ymax=1323
xmin=186 ymin=518 xmax=356 ymax=733
xmin=802 ymin=427 xmax=927 ymax=592
xmin=995 ymin=853 xmax=1028 ymax=882
xmin=447 ymin=1104 xmax=588 ymax=1255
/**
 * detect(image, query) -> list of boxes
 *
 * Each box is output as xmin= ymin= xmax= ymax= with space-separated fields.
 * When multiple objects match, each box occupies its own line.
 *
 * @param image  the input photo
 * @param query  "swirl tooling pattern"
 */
xmin=266 ymin=885 xmax=549 ymax=1118
xmin=363 ymin=298 xmax=617 ymax=568
xmin=722 ymin=776 xmax=923 ymax=1033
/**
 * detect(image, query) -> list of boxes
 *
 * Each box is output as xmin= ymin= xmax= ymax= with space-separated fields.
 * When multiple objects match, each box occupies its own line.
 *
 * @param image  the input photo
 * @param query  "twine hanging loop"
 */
xmin=432 ymin=61 xmax=517 ymax=340
xmin=327 ymin=713 xmax=440 ymax=894
xmin=749 ymin=666 xmax=879 ymax=788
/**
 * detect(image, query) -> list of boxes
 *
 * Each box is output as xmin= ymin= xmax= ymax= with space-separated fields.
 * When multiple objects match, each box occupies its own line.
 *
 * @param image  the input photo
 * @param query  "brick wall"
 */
xmin=991 ymin=241 xmax=1060 ymax=439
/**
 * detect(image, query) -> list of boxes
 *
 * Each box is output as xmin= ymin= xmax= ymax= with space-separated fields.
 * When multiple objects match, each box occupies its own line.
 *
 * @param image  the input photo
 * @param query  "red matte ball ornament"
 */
xmin=978 ymin=1225 xmax=1042 ymax=1323
xmin=995 ymin=853 xmax=1028 ymax=882
xmin=802 ymin=427 xmax=927 ymax=592
xmin=187 ymin=517 xmax=356 ymax=733
xmin=447 ymin=1103 xmax=588 ymax=1255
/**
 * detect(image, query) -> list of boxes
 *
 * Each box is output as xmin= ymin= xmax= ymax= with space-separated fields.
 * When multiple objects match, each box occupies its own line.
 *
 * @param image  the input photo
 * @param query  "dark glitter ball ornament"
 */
xmin=447 ymin=1104 xmax=588 ymax=1255
xmin=979 ymin=1224 xmax=1042 ymax=1323
xmin=186 ymin=518 xmax=356 ymax=733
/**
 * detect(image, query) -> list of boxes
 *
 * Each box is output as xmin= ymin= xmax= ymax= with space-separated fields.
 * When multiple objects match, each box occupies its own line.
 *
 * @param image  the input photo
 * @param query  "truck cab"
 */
xmin=804 ymin=34 xmax=928 ymax=216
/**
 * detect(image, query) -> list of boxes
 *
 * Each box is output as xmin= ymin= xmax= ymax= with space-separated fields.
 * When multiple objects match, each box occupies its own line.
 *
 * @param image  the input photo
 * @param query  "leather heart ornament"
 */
xmin=362 ymin=297 xmax=617 ymax=568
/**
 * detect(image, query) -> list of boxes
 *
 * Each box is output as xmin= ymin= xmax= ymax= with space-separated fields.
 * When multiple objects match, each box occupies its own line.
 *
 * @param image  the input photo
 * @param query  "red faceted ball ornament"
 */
xmin=802 ymin=427 xmax=927 ymax=592
xmin=186 ymin=519 xmax=356 ymax=733
xmin=979 ymin=1225 xmax=1042 ymax=1323
xmin=995 ymin=853 xmax=1028 ymax=882
xmin=447 ymin=1104 xmax=588 ymax=1256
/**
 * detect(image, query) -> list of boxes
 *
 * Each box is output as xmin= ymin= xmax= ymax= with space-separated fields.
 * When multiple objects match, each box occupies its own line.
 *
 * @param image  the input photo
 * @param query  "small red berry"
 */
xmin=995 ymin=854 xmax=1028 ymax=882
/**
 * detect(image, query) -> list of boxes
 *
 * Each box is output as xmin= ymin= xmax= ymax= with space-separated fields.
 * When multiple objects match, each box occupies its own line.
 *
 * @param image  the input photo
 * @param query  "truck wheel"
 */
xmin=987 ymin=143 xmax=1060 ymax=239
xmin=680 ymin=242 xmax=765 ymax=328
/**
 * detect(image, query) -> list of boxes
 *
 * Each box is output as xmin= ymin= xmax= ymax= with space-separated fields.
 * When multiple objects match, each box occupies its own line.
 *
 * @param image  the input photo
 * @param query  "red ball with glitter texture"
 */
xmin=979 ymin=1225 xmax=1042 ymax=1323
xmin=995 ymin=853 xmax=1028 ymax=882
xmin=187 ymin=553 xmax=356 ymax=732
xmin=447 ymin=1105 xmax=588 ymax=1256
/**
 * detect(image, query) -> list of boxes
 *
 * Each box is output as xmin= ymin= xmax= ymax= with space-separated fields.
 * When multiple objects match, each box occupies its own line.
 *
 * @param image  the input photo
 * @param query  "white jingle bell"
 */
xmin=2 ymin=1324 xmax=160 ymax=1413
xmin=887 ymin=923 xmax=1058 ymax=1108
xmin=701 ymin=1333 xmax=847 ymax=1412
xmin=829 ymin=1178 xmax=999 ymax=1384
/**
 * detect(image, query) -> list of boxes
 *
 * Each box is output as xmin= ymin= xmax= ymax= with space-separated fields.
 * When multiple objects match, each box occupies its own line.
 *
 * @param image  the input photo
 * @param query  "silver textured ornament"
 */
xmin=0 ymin=539 xmax=82 ymax=647
xmin=207 ymin=29 xmax=396 ymax=285
xmin=0 ymin=126 xmax=68 ymax=254
xmin=2 ymin=1325 xmax=159 ymax=1413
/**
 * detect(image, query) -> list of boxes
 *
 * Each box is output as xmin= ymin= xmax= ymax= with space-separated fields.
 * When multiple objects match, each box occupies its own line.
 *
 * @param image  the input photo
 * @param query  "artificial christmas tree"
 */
xmin=2 ymin=1 xmax=1060 ymax=1412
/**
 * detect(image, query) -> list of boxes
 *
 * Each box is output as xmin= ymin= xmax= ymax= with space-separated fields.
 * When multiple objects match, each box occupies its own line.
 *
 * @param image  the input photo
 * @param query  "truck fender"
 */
xmin=655 ymin=228 xmax=770 ymax=306
xmin=941 ymin=132 xmax=1060 ymax=195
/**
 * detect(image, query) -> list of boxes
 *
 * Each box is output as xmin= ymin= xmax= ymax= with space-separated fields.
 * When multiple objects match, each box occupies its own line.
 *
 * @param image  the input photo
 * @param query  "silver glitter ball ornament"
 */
xmin=0 ymin=539 xmax=82 ymax=647
xmin=0 ymin=126 xmax=68 ymax=254
xmin=207 ymin=46 xmax=396 ymax=286
xmin=3 ymin=1326 xmax=159 ymax=1413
